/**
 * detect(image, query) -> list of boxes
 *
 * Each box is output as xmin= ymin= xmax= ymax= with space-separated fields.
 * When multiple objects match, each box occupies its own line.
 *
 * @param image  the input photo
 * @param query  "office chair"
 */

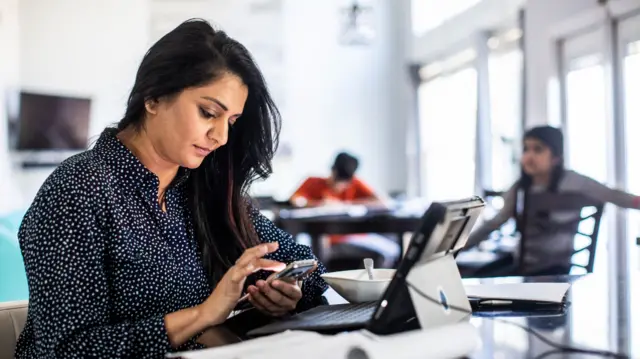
xmin=467 ymin=192 xmax=604 ymax=278
xmin=518 ymin=192 xmax=604 ymax=275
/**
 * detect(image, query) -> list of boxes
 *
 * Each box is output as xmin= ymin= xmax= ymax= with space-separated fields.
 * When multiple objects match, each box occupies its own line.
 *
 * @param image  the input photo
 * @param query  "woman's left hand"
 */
xmin=247 ymin=276 xmax=302 ymax=317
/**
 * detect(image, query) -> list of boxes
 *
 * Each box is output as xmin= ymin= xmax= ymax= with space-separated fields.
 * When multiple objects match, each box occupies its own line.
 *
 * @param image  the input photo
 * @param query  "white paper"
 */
xmin=278 ymin=204 xmax=368 ymax=218
xmin=455 ymin=250 xmax=504 ymax=264
xmin=343 ymin=322 xmax=480 ymax=359
xmin=167 ymin=331 xmax=322 ymax=359
xmin=464 ymin=282 xmax=571 ymax=303
xmin=169 ymin=323 xmax=479 ymax=359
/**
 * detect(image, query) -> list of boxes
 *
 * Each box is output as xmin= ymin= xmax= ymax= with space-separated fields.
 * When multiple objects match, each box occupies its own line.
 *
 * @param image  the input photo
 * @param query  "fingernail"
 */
xmin=272 ymin=280 xmax=281 ymax=288
xmin=257 ymin=280 xmax=265 ymax=287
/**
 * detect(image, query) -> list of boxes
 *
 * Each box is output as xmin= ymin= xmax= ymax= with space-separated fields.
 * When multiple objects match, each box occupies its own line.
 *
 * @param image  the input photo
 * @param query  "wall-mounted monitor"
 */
xmin=8 ymin=91 xmax=91 ymax=151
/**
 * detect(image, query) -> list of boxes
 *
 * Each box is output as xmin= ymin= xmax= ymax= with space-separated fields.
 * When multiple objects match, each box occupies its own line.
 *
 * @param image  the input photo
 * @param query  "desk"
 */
xmin=183 ymin=274 xmax=637 ymax=358
xmin=325 ymin=273 xmax=636 ymax=358
xmin=464 ymin=274 xmax=636 ymax=358
xmin=276 ymin=214 xmax=422 ymax=263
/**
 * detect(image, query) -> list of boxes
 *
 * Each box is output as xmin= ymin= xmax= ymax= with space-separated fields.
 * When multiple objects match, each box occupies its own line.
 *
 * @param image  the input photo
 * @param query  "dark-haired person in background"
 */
xmin=16 ymin=19 xmax=327 ymax=359
xmin=290 ymin=152 xmax=381 ymax=207
xmin=290 ymin=152 xmax=399 ymax=268
xmin=466 ymin=125 xmax=640 ymax=275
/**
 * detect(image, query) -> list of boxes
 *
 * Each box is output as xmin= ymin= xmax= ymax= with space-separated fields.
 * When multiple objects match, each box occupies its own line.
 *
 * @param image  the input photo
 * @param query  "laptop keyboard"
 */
xmin=292 ymin=302 xmax=378 ymax=327
xmin=248 ymin=302 xmax=378 ymax=336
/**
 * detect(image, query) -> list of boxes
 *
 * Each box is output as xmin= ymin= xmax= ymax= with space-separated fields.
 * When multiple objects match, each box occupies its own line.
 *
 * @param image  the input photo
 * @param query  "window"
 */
xmin=565 ymin=58 xmax=608 ymax=184
xmin=624 ymin=41 xmax=640 ymax=270
xmin=418 ymin=67 xmax=478 ymax=201
xmin=488 ymin=49 xmax=523 ymax=191
xmin=411 ymin=0 xmax=482 ymax=36
xmin=560 ymin=28 xmax=610 ymax=350
xmin=623 ymin=38 xmax=640 ymax=356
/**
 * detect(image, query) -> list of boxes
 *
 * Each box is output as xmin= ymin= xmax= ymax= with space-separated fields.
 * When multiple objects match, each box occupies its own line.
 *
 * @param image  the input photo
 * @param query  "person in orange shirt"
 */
xmin=290 ymin=152 xmax=399 ymax=268
xmin=290 ymin=152 xmax=380 ymax=207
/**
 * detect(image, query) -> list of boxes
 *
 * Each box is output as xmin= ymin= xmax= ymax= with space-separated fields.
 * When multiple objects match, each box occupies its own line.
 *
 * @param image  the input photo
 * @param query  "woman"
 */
xmin=289 ymin=152 xmax=399 ymax=269
xmin=467 ymin=125 xmax=639 ymax=275
xmin=16 ymin=19 xmax=327 ymax=358
xmin=290 ymin=152 xmax=380 ymax=207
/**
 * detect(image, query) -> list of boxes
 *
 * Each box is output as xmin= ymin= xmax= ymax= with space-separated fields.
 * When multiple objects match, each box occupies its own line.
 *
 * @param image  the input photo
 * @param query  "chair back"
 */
xmin=519 ymin=192 xmax=604 ymax=273
xmin=0 ymin=300 xmax=28 ymax=359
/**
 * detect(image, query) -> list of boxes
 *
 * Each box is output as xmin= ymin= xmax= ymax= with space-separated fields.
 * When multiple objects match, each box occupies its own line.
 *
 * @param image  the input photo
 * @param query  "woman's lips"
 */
xmin=194 ymin=145 xmax=213 ymax=156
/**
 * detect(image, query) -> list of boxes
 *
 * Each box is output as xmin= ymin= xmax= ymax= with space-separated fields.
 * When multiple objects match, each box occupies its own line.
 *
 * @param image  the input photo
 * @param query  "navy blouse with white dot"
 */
xmin=15 ymin=129 xmax=328 ymax=359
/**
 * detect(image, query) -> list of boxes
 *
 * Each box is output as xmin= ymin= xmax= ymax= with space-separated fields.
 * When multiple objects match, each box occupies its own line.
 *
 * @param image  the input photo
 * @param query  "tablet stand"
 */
xmin=406 ymin=254 xmax=472 ymax=329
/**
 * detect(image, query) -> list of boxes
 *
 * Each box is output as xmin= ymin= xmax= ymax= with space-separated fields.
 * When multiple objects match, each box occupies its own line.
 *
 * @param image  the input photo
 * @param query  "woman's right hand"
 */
xmin=199 ymin=242 xmax=285 ymax=326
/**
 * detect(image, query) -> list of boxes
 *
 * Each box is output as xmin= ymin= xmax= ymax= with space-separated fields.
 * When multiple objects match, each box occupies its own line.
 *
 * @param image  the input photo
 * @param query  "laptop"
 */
xmin=247 ymin=197 xmax=486 ymax=337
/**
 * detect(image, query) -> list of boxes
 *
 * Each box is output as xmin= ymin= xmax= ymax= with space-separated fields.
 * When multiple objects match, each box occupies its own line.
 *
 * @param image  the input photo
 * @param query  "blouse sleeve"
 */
xmin=249 ymin=207 xmax=328 ymax=310
xmin=573 ymin=173 xmax=640 ymax=209
xmin=289 ymin=178 xmax=317 ymax=202
xmin=352 ymin=178 xmax=377 ymax=199
xmin=18 ymin=172 xmax=171 ymax=358
xmin=465 ymin=182 xmax=518 ymax=249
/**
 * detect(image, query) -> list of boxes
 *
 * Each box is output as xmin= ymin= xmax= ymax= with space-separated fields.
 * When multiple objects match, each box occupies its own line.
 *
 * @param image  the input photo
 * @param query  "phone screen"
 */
xmin=273 ymin=261 xmax=316 ymax=281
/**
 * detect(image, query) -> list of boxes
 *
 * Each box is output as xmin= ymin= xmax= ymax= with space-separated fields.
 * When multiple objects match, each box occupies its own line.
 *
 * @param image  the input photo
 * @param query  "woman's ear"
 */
xmin=144 ymin=98 xmax=159 ymax=115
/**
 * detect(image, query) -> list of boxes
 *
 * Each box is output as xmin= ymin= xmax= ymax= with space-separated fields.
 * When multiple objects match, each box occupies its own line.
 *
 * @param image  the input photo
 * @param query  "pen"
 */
xmin=478 ymin=300 xmax=513 ymax=306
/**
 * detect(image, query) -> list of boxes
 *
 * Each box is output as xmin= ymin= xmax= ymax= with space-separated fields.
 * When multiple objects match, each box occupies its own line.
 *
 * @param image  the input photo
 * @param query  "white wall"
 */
xmin=4 ymin=0 xmax=412 ymax=207
xmin=19 ymin=0 xmax=151 ymax=136
xmin=265 ymin=0 xmax=411 ymax=198
xmin=9 ymin=0 xmax=151 ymax=203
xmin=0 ymin=0 xmax=22 ymax=213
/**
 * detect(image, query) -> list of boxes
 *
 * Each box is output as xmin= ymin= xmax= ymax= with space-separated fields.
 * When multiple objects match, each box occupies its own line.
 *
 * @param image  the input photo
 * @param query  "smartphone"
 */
xmin=271 ymin=259 xmax=317 ymax=282
xmin=236 ymin=259 xmax=317 ymax=305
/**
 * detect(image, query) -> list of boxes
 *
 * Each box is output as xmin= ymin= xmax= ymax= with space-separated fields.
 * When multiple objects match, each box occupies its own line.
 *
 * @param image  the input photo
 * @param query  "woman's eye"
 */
xmin=199 ymin=107 xmax=216 ymax=119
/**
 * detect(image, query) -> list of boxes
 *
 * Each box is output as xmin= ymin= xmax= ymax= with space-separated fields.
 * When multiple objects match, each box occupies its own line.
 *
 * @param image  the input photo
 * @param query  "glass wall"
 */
xmin=559 ymin=28 xmax=610 ymax=350
xmin=564 ymin=56 xmax=608 ymax=185
xmin=619 ymin=13 xmax=640 ymax=354
xmin=418 ymin=67 xmax=478 ymax=201
xmin=488 ymin=49 xmax=523 ymax=191
xmin=624 ymin=40 xmax=640 ymax=355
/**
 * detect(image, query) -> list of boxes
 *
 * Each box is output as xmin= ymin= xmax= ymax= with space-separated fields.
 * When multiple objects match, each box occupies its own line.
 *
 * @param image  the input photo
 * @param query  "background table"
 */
xmin=276 ymin=213 xmax=422 ymax=263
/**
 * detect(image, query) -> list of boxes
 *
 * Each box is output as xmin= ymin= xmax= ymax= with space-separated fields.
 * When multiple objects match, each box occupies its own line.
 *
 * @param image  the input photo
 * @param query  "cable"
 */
xmin=404 ymin=281 xmax=628 ymax=359
xmin=530 ymin=349 xmax=564 ymax=359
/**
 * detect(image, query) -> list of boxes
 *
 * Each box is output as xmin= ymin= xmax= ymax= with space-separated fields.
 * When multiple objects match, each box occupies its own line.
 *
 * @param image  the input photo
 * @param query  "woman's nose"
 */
xmin=209 ymin=118 xmax=229 ymax=146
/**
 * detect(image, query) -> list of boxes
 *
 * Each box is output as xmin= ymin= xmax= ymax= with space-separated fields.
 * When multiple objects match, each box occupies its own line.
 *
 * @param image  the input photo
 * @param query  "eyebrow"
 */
xmin=201 ymin=96 xmax=228 ymax=111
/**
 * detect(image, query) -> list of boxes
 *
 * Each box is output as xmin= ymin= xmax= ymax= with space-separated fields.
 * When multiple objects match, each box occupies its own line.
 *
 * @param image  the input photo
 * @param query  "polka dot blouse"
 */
xmin=15 ymin=129 xmax=328 ymax=359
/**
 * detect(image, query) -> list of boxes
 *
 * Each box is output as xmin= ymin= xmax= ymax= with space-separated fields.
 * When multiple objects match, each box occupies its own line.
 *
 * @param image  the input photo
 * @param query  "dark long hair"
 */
xmin=514 ymin=127 xmax=565 ymax=233
xmin=116 ymin=19 xmax=281 ymax=285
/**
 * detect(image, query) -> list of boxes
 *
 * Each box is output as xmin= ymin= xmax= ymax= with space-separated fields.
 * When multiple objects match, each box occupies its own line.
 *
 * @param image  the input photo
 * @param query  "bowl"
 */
xmin=321 ymin=269 xmax=396 ymax=303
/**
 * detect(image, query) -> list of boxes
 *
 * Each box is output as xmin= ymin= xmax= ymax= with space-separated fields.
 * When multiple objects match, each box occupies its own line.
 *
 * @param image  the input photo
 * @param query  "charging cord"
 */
xmin=404 ymin=281 xmax=629 ymax=359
